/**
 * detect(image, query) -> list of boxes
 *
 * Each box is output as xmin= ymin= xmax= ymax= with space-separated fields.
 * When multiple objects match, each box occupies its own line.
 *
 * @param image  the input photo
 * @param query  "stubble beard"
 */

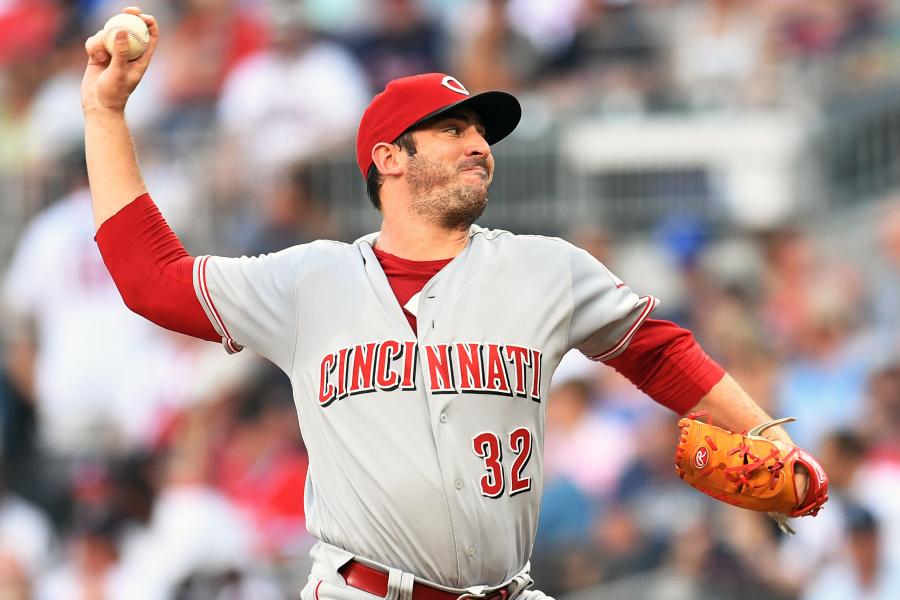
xmin=406 ymin=154 xmax=490 ymax=230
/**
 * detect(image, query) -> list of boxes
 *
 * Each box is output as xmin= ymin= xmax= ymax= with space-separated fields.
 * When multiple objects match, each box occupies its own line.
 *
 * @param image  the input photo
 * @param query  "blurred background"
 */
xmin=2 ymin=0 xmax=900 ymax=598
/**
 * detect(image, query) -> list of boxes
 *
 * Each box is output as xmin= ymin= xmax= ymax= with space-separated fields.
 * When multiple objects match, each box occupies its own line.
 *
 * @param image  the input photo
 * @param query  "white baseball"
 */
xmin=102 ymin=13 xmax=150 ymax=61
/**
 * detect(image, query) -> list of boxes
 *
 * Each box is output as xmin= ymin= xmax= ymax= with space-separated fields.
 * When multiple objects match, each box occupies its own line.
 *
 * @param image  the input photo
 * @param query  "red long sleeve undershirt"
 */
xmin=95 ymin=194 xmax=220 ymax=342
xmin=604 ymin=319 xmax=724 ymax=413
xmin=96 ymin=194 xmax=724 ymax=413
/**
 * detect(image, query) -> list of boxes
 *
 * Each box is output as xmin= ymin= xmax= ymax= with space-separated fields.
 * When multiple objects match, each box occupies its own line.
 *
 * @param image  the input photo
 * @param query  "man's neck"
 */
xmin=376 ymin=216 xmax=470 ymax=261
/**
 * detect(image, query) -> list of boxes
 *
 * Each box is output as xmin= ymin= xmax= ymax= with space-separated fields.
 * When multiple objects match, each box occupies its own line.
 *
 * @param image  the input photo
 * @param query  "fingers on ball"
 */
xmin=85 ymin=32 xmax=109 ymax=62
xmin=120 ymin=6 xmax=156 ymax=32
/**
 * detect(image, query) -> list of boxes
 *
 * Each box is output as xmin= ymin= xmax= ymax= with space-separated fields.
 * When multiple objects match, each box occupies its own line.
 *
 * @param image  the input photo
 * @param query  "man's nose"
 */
xmin=464 ymin=127 xmax=491 ymax=157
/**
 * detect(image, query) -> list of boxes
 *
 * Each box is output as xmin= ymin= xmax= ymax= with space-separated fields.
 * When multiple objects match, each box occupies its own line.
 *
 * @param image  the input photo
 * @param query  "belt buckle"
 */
xmin=458 ymin=586 xmax=510 ymax=600
xmin=457 ymin=588 xmax=487 ymax=600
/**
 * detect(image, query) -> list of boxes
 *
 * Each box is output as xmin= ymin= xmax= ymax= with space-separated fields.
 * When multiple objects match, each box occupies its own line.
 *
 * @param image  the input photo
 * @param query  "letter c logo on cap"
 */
xmin=441 ymin=76 xmax=469 ymax=96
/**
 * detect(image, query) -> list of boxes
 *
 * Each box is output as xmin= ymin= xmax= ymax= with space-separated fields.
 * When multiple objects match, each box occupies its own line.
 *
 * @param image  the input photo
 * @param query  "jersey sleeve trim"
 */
xmin=586 ymin=295 xmax=658 ymax=362
xmin=193 ymin=255 xmax=244 ymax=354
xmin=602 ymin=318 xmax=726 ymax=414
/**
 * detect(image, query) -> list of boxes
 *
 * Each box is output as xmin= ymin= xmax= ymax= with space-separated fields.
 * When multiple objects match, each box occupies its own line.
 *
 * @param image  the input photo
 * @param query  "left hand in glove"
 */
xmin=675 ymin=414 xmax=829 ymax=532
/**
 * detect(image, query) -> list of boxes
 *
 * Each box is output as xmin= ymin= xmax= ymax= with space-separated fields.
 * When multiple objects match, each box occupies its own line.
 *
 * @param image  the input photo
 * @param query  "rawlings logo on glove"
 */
xmin=675 ymin=413 xmax=829 ymax=532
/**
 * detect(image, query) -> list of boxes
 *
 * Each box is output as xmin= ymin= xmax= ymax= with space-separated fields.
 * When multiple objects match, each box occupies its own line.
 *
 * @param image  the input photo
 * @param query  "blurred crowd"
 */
xmin=2 ymin=0 xmax=900 ymax=203
xmin=530 ymin=209 xmax=900 ymax=598
xmin=2 ymin=0 xmax=900 ymax=599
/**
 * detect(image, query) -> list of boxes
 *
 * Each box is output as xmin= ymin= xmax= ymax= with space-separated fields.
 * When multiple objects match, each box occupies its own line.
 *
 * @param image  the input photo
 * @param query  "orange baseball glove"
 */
xmin=675 ymin=413 xmax=829 ymax=533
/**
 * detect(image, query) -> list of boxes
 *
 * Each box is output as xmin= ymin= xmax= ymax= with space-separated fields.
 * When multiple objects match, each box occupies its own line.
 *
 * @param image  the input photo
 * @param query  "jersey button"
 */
xmin=440 ymin=413 xmax=448 ymax=423
xmin=467 ymin=546 xmax=476 ymax=557
xmin=455 ymin=479 xmax=464 ymax=490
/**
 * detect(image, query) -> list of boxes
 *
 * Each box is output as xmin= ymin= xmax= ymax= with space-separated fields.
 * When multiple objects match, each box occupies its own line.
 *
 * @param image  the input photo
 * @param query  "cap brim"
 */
xmin=408 ymin=91 xmax=521 ymax=145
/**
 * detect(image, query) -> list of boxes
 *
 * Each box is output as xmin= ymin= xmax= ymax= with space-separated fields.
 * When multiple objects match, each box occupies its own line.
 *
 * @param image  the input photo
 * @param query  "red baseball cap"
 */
xmin=356 ymin=73 xmax=521 ymax=179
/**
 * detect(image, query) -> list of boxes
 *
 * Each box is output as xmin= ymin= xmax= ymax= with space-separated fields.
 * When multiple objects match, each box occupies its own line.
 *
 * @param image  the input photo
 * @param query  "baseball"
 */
xmin=102 ymin=13 xmax=150 ymax=61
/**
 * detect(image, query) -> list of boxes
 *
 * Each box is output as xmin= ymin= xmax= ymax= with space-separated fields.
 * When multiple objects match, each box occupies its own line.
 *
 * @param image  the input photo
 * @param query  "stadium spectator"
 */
xmin=452 ymin=0 xmax=543 ymax=93
xmin=614 ymin=414 xmax=707 ymax=542
xmin=0 ymin=153 xmax=198 ymax=454
xmin=801 ymin=504 xmax=900 ymax=600
xmin=0 ymin=59 xmax=44 ymax=174
xmin=543 ymin=0 xmax=665 ymax=114
xmin=229 ymin=164 xmax=340 ymax=257
xmin=778 ymin=430 xmax=871 ymax=592
xmin=345 ymin=0 xmax=446 ymax=92
xmin=774 ymin=278 xmax=869 ymax=450
xmin=23 ymin=36 xmax=89 ymax=167
xmin=543 ymin=374 xmax=634 ymax=499
xmin=158 ymin=0 xmax=267 ymax=131
xmin=217 ymin=6 xmax=369 ymax=178
xmin=864 ymin=361 xmax=900 ymax=460
xmin=0 ymin=467 xmax=53 ymax=584
xmin=666 ymin=0 xmax=777 ymax=110
xmin=214 ymin=366 xmax=310 ymax=557
xmin=35 ymin=509 xmax=128 ymax=600
xmin=116 ymin=406 xmax=259 ymax=599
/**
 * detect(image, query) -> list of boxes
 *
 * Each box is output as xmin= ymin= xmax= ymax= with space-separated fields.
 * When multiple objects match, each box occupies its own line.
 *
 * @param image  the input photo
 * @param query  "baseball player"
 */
xmin=81 ymin=8 xmax=828 ymax=600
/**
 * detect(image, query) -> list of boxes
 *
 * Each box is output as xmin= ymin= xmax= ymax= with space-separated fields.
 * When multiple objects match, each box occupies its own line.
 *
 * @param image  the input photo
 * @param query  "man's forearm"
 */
xmin=689 ymin=373 xmax=794 ymax=445
xmin=85 ymin=110 xmax=147 ymax=232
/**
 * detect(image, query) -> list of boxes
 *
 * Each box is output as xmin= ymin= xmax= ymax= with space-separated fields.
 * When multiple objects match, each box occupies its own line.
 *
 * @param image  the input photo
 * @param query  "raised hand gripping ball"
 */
xmin=102 ymin=13 xmax=150 ymax=61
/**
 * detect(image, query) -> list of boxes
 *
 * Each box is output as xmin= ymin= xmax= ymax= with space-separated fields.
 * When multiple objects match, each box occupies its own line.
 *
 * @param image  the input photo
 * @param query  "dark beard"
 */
xmin=406 ymin=154 xmax=489 ymax=230
xmin=436 ymin=185 xmax=488 ymax=229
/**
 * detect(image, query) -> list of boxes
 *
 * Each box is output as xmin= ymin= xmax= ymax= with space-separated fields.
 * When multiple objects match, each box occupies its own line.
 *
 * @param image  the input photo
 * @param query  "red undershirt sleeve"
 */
xmin=603 ymin=318 xmax=725 ymax=414
xmin=94 ymin=194 xmax=220 ymax=342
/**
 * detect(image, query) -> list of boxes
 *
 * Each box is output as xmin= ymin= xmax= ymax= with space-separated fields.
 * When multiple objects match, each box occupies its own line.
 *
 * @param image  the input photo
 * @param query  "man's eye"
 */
xmin=445 ymin=126 xmax=460 ymax=134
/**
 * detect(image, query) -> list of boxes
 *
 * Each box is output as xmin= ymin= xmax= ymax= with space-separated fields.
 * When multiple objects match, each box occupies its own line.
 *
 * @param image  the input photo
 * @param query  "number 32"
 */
xmin=472 ymin=427 xmax=533 ymax=498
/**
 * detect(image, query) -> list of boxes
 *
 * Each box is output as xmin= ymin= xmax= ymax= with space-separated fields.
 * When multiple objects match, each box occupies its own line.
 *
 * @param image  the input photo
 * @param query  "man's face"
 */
xmin=403 ymin=108 xmax=495 ymax=230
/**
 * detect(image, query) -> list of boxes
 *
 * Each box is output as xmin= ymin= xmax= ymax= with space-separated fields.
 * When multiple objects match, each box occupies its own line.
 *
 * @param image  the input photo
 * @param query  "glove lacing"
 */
xmin=685 ymin=411 xmax=795 ymax=493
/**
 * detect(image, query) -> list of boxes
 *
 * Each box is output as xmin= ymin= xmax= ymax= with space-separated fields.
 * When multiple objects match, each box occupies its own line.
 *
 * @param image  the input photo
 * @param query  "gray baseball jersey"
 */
xmin=191 ymin=225 xmax=657 ymax=588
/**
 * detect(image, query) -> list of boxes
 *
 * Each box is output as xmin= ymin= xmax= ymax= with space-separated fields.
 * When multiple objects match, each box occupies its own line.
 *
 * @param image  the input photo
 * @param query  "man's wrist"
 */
xmin=83 ymin=105 xmax=127 ymax=120
xmin=762 ymin=425 xmax=794 ymax=446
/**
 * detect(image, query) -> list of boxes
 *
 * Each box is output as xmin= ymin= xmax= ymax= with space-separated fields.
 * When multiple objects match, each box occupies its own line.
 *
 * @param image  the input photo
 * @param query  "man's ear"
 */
xmin=372 ymin=142 xmax=404 ymax=178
